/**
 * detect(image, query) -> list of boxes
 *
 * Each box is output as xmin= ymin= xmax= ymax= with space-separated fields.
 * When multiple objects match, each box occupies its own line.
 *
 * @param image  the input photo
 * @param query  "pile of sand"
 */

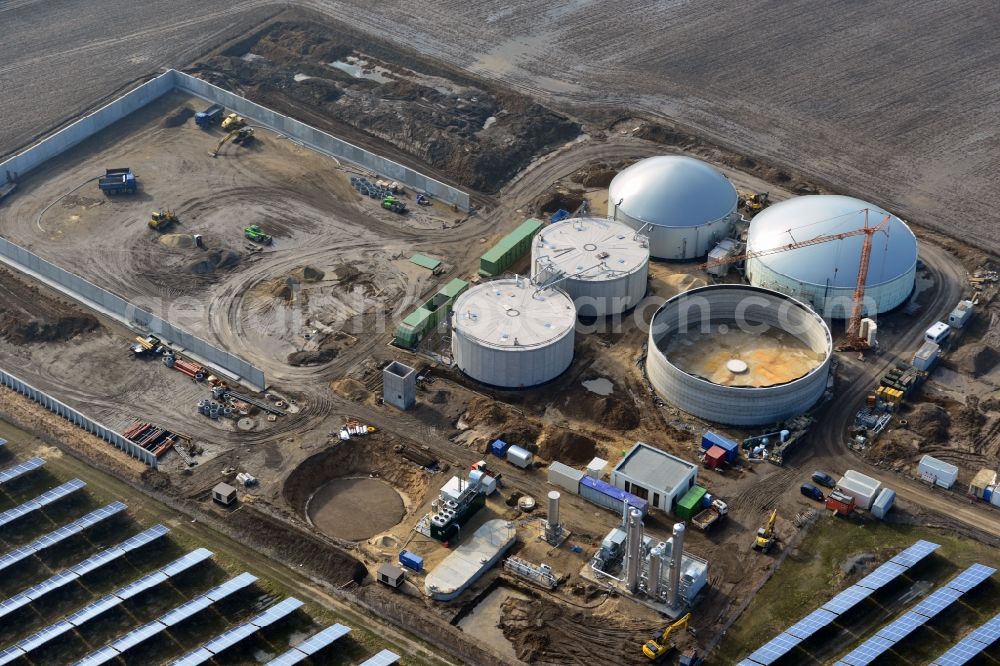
xmin=553 ymin=392 xmax=640 ymax=431
xmin=331 ymin=378 xmax=368 ymax=401
xmin=188 ymin=249 xmax=240 ymax=274
xmin=952 ymin=342 xmax=1000 ymax=377
xmin=904 ymin=402 xmax=950 ymax=443
xmin=535 ymin=426 xmax=597 ymax=464
xmin=159 ymin=233 xmax=196 ymax=249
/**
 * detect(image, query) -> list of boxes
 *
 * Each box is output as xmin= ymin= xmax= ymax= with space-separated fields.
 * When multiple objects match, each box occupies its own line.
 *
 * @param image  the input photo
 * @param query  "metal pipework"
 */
xmin=667 ymin=522 xmax=685 ymax=608
xmin=624 ymin=508 xmax=643 ymax=592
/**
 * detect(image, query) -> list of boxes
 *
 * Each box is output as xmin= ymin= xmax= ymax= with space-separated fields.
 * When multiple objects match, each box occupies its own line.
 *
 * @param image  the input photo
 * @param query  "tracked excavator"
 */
xmin=753 ymin=509 xmax=778 ymax=552
xmin=642 ymin=613 xmax=691 ymax=660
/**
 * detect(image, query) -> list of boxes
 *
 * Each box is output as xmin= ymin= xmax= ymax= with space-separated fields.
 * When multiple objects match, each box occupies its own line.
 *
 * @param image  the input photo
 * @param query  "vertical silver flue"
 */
xmin=624 ymin=508 xmax=643 ymax=592
xmin=547 ymin=491 xmax=560 ymax=527
xmin=544 ymin=491 xmax=563 ymax=545
xmin=647 ymin=545 xmax=663 ymax=598
xmin=667 ymin=522 xmax=685 ymax=608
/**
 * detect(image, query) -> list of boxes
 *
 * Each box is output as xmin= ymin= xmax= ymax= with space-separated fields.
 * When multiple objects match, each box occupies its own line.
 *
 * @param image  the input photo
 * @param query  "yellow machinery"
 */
xmin=753 ymin=509 xmax=777 ymax=552
xmin=642 ymin=613 xmax=690 ymax=660
xmin=737 ymin=189 xmax=770 ymax=212
xmin=211 ymin=127 xmax=254 ymax=157
xmin=148 ymin=209 xmax=177 ymax=231
xmin=220 ymin=113 xmax=245 ymax=131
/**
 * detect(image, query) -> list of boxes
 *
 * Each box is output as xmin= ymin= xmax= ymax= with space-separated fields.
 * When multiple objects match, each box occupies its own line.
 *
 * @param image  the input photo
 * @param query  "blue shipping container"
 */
xmin=579 ymin=476 xmax=648 ymax=517
xmin=399 ymin=550 xmax=423 ymax=572
xmin=491 ymin=439 xmax=510 ymax=458
xmin=701 ymin=432 xmax=739 ymax=463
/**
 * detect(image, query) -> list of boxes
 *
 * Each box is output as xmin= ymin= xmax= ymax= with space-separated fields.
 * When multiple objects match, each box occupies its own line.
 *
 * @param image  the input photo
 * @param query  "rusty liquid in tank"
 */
xmin=661 ymin=322 xmax=824 ymax=387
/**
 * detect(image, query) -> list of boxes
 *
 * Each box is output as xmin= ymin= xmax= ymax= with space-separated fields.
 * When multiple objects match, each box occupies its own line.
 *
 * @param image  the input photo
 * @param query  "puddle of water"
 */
xmin=329 ymin=57 xmax=392 ymax=83
xmin=482 ymin=116 xmax=497 ymax=130
xmin=458 ymin=587 xmax=527 ymax=658
xmin=582 ymin=377 xmax=614 ymax=395
xmin=293 ymin=73 xmax=313 ymax=82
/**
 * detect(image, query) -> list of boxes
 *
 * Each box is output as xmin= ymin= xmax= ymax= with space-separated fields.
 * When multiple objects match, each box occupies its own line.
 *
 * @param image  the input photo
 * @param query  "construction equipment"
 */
xmin=692 ymin=498 xmax=728 ymax=531
xmin=703 ymin=209 xmax=891 ymax=350
xmin=381 ymin=195 xmax=407 ymax=214
xmin=679 ymin=648 xmax=703 ymax=666
xmin=220 ymin=113 xmax=246 ymax=131
xmin=753 ymin=509 xmax=777 ymax=552
xmin=148 ymin=209 xmax=178 ymax=231
xmin=416 ymin=194 xmax=431 ymax=206
xmin=98 ymin=167 xmax=137 ymax=195
xmin=642 ymin=613 xmax=691 ymax=660
xmin=244 ymin=224 xmax=272 ymax=245
xmin=737 ymin=189 xmax=770 ymax=212
xmin=195 ymin=104 xmax=224 ymax=128
xmin=211 ymin=127 xmax=254 ymax=157
xmin=130 ymin=335 xmax=167 ymax=357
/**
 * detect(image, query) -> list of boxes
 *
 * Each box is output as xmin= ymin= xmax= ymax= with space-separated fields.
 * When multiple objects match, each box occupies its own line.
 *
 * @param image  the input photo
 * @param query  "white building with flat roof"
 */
xmin=611 ymin=442 xmax=698 ymax=513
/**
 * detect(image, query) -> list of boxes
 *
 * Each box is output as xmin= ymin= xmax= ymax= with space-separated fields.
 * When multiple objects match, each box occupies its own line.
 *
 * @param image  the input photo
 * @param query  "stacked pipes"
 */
xmin=624 ymin=508 xmax=643 ymax=592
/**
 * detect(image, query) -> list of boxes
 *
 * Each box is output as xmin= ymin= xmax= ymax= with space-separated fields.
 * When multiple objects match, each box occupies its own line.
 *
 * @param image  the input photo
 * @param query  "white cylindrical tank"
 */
xmin=531 ymin=217 xmax=649 ymax=316
xmin=647 ymin=285 xmax=833 ymax=426
xmin=668 ymin=522 xmax=685 ymax=608
xmin=547 ymin=491 xmax=561 ymax=527
xmin=451 ymin=278 xmax=576 ymax=388
xmin=746 ymin=195 xmax=918 ymax=318
xmin=624 ymin=508 xmax=643 ymax=592
xmin=608 ymin=156 xmax=738 ymax=260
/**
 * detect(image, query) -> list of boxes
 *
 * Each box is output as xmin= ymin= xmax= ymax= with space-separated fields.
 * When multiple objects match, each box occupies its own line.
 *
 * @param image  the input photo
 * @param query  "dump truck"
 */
xmin=244 ymin=224 xmax=272 ymax=245
xmin=195 ymin=104 xmax=224 ymax=127
xmin=148 ymin=210 xmax=177 ymax=231
xmin=692 ymin=498 xmax=728 ymax=531
xmin=99 ymin=168 xmax=137 ymax=195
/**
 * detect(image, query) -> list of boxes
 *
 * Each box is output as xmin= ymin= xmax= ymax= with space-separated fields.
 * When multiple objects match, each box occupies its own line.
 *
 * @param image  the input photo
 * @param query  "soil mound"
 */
xmin=952 ymin=342 xmax=1000 ymax=377
xmin=555 ymin=392 xmax=640 ymax=431
xmin=188 ymin=248 xmax=240 ymax=274
xmin=270 ymin=276 xmax=300 ymax=301
xmin=288 ymin=348 xmax=338 ymax=366
xmin=904 ymin=402 xmax=950 ymax=443
xmin=159 ymin=233 xmax=196 ymax=249
xmin=536 ymin=427 xmax=596 ymax=464
xmin=291 ymin=265 xmax=325 ymax=282
xmin=161 ymin=107 xmax=194 ymax=127
xmin=0 ymin=313 xmax=100 ymax=344
xmin=333 ymin=263 xmax=361 ymax=284
xmin=331 ymin=378 xmax=368 ymax=401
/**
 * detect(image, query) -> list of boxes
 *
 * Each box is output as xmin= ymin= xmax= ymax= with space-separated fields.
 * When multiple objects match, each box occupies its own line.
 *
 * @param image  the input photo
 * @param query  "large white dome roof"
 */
xmin=608 ymin=156 xmax=737 ymax=228
xmin=747 ymin=195 xmax=917 ymax=289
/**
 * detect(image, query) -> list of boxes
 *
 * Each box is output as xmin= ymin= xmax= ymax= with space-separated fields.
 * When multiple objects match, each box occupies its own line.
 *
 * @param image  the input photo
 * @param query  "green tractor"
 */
xmin=382 ymin=195 xmax=407 ymax=214
xmin=244 ymin=224 xmax=272 ymax=245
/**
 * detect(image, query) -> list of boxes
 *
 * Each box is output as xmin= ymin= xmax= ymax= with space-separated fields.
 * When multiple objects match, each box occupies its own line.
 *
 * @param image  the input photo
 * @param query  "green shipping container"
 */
xmin=479 ymin=218 xmax=544 ymax=276
xmin=393 ymin=278 xmax=470 ymax=348
xmin=675 ymin=485 xmax=708 ymax=520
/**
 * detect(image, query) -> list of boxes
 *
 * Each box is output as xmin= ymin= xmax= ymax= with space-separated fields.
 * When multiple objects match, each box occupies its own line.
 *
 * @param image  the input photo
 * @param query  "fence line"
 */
xmin=0 ymin=367 xmax=158 ymax=468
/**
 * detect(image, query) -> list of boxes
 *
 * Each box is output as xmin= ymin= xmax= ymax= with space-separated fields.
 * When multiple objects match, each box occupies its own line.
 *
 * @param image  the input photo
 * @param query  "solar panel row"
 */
xmin=932 ymin=610 xmax=1000 ymax=666
xmin=0 ymin=478 xmax=85 ymax=527
xmin=358 ymin=648 xmax=401 ymax=665
xmin=0 ymin=525 xmax=168 ymax=620
xmin=0 ymin=502 xmax=127 ymax=573
xmin=1 ymin=547 xmax=212 ymax=657
xmin=834 ymin=562 xmax=997 ymax=666
xmin=741 ymin=539 xmax=942 ymax=665
xmin=171 ymin=596 xmax=305 ymax=665
xmin=0 ymin=457 xmax=45 ymax=485
xmin=264 ymin=624 xmax=352 ymax=665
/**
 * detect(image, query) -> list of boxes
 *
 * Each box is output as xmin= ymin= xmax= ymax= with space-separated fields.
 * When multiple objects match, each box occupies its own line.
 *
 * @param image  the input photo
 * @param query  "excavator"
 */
xmin=737 ymin=189 xmax=770 ymax=213
xmin=753 ymin=509 xmax=778 ymax=553
xmin=220 ymin=113 xmax=246 ymax=131
xmin=642 ymin=613 xmax=691 ymax=660
xmin=211 ymin=127 xmax=254 ymax=157
xmin=244 ymin=224 xmax=272 ymax=245
xmin=148 ymin=209 xmax=178 ymax=231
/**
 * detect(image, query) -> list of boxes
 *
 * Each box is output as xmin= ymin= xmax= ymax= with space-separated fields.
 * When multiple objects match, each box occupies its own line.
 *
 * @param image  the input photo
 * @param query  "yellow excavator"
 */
xmin=148 ymin=209 xmax=177 ymax=231
xmin=737 ymin=189 xmax=770 ymax=213
xmin=220 ymin=113 xmax=245 ymax=131
xmin=642 ymin=613 xmax=690 ymax=660
xmin=211 ymin=127 xmax=254 ymax=157
xmin=753 ymin=509 xmax=778 ymax=553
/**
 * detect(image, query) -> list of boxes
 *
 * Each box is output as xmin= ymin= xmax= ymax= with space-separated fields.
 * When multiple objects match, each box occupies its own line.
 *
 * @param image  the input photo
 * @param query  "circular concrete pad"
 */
xmin=726 ymin=359 xmax=749 ymax=374
xmin=307 ymin=477 xmax=404 ymax=541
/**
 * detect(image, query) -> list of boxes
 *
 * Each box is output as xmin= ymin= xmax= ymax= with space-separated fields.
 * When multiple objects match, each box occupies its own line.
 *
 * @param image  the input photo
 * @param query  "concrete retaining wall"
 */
xmin=0 ymin=367 xmax=158 ymax=468
xmin=0 ymin=236 xmax=266 ymax=390
xmin=171 ymin=71 xmax=470 ymax=210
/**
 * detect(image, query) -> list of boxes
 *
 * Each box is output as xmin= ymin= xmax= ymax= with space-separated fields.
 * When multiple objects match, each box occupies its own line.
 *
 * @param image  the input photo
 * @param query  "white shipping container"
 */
xmin=912 ymin=341 xmax=940 ymax=372
xmin=836 ymin=475 xmax=881 ymax=510
xmin=843 ymin=469 xmax=881 ymax=489
xmin=507 ymin=445 xmax=534 ymax=469
xmin=871 ymin=488 xmax=896 ymax=520
xmin=547 ymin=462 xmax=583 ymax=494
xmin=918 ymin=455 xmax=958 ymax=489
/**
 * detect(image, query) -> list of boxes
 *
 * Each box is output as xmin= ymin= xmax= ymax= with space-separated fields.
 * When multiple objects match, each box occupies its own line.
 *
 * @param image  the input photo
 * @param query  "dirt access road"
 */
xmin=3 ymin=2 xmax=998 ymax=256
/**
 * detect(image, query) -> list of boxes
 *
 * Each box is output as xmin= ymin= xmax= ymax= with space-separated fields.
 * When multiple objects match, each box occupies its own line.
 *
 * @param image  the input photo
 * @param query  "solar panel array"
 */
xmin=71 ymin=572 xmax=259 ymax=665
xmin=0 ymin=457 xmax=45 ymax=485
xmin=933 ymin=610 xmax=1000 ymax=666
xmin=834 ymin=562 xmax=998 ymax=666
xmin=0 ymin=478 xmax=85 ymax=528
xmin=359 ymin=648 xmax=402 ymax=666
xmin=0 ymin=525 xmax=170 ymax=618
xmin=170 ymin=596 xmax=305 ymax=665
xmin=264 ymin=624 xmax=353 ymax=666
xmin=1 ymin=548 xmax=213 ymax=658
xmin=0 ymin=502 xmax=127 ymax=573
xmin=739 ymin=540 xmax=941 ymax=666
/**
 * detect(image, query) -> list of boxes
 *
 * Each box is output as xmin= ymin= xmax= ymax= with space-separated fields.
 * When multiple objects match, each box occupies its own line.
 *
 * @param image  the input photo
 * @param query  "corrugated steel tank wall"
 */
xmin=452 ymin=324 xmax=574 ymax=388
xmin=646 ymin=286 xmax=832 ymax=426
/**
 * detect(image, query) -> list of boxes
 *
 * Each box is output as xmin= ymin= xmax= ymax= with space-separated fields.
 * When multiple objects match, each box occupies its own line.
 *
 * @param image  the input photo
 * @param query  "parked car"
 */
xmin=800 ymin=483 xmax=824 ymax=502
xmin=811 ymin=471 xmax=836 ymax=488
